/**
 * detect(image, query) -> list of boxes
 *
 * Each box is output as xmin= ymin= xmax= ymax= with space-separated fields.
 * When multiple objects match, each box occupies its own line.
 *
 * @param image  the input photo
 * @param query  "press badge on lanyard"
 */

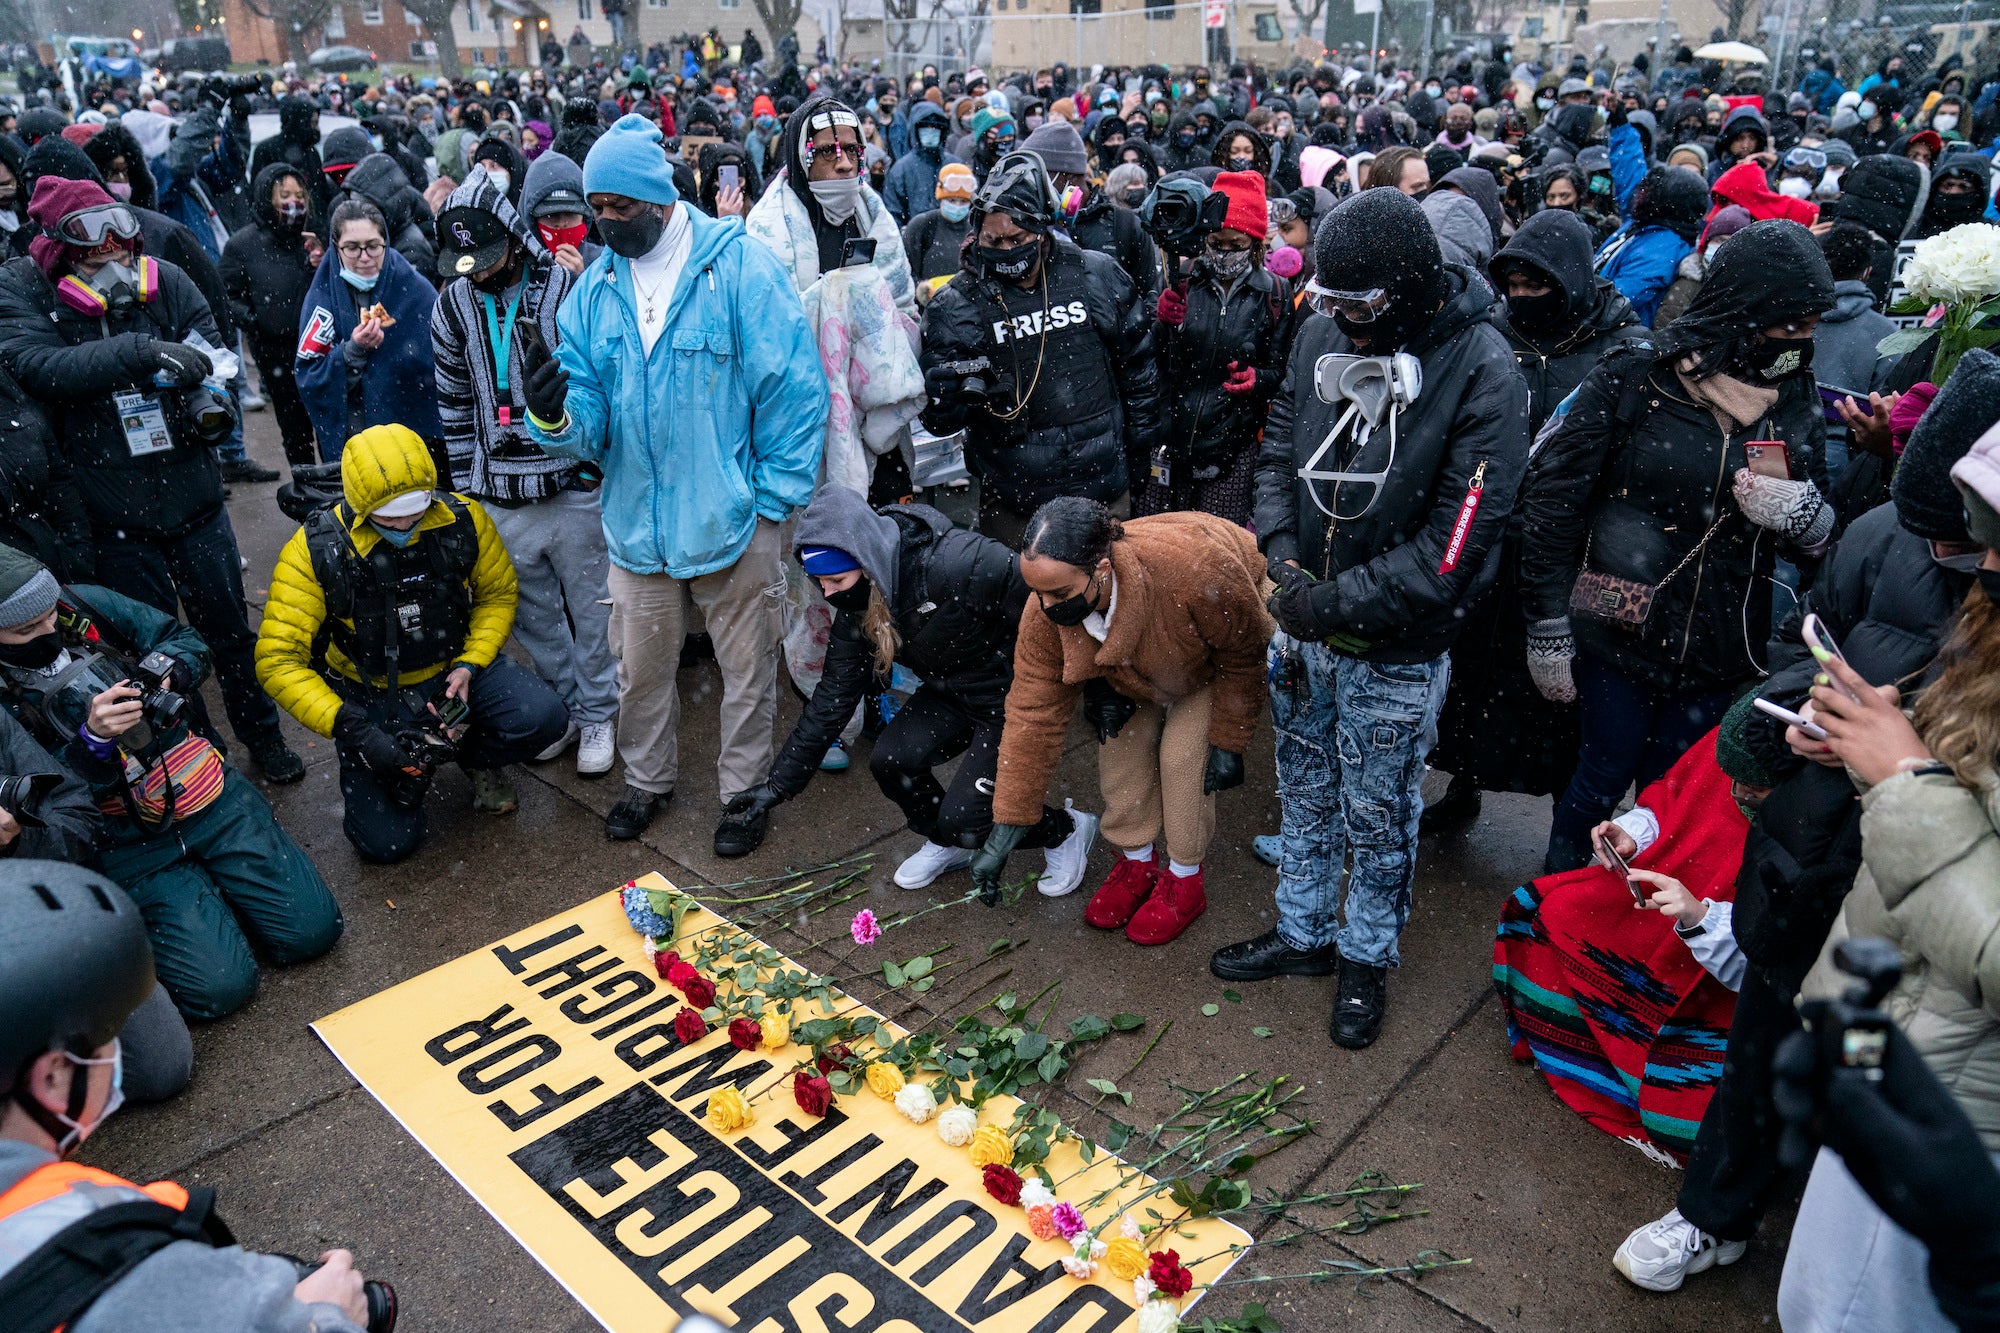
xmin=1437 ymin=460 xmax=1487 ymax=575
xmin=113 ymin=391 xmax=173 ymax=457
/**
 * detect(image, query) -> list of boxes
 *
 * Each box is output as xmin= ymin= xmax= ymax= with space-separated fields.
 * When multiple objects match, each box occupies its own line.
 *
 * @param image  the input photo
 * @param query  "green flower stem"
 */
xmin=687 ymin=854 xmax=879 ymax=898
xmin=1092 ymin=1018 xmax=1173 ymax=1108
xmin=1191 ymin=1252 xmax=1472 ymax=1290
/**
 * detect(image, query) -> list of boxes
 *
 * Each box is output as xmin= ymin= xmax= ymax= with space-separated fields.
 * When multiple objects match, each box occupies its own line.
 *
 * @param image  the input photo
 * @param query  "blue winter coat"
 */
xmin=1594 ymin=222 xmax=1691 ymax=329
xmin=528 ymin=207 xmax=827 ymax=579
xmin=294 ymin=246 xmax=441 ymax=456
xmin=881 ymin=104 xmax=959 ymax=226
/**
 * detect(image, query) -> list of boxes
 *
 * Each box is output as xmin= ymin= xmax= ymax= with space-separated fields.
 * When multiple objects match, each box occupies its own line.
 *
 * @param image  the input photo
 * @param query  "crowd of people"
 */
xmin=0 ymin=25 xmax=1995 ymax=1331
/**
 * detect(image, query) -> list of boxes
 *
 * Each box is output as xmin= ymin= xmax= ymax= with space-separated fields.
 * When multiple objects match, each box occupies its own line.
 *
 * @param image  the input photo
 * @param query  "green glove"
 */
xmin=971 ymin=823 xmax=1028 ymax=905
xmin=1203 ymin=746 xmax=1245 ymax=794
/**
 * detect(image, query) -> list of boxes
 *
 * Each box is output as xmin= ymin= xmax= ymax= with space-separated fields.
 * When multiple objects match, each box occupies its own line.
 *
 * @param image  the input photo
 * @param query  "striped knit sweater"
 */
xmin=432 ymin=257 xmax=578 ymax=503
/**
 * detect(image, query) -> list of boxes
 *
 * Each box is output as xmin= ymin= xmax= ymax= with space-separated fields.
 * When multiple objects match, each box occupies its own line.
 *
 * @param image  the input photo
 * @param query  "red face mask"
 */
xmin=537 ymin=220 xmax=588 ymax=251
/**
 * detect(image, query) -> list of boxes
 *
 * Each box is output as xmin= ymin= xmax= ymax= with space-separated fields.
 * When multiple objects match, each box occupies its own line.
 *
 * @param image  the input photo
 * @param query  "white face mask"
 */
xmin=51 ymin=1041 xmax=124 ymax=1152
xmin=810 ymin=176 xmax=863 ymax=224
xmin=1934 ymin=112 xmax=1959 ymax=132
xmin=481 ymin=167 xmax=510 ymax=196
xmin=1778 ymin=176 xmax=1814 ymax=198
xmin=1936 ymin=548 xmax=1985 ymax=572
xmin=1818 ymin=167 xmax=1845 ymax=196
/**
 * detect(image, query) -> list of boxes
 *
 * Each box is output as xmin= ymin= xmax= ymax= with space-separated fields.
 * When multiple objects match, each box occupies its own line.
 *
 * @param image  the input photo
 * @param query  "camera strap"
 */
xmin=370 ymin=544 xmax=407 ymax=728
xmin=0 ymin=1187 xmax=232 ymax=1333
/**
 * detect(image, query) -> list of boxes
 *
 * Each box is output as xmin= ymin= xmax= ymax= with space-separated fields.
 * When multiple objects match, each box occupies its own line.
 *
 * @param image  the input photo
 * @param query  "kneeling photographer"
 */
xmin=256 ymin=424 xmax=568 ymax=865
xmin=0 ymin=546 xmax=340 ymax=1021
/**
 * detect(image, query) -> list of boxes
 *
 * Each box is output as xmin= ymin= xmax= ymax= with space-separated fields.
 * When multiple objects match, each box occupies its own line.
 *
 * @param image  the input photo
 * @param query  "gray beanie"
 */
xmin=1021 ymin=120 xmax=1090 ymax=177
xmin=0 ymin=545 xmax=58 ymax=630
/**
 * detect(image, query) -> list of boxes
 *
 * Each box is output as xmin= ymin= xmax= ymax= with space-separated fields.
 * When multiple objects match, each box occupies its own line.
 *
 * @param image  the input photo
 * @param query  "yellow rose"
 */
xmin=760 ymin=1015 xmax=790 ymax=1050
xmin=1105 ymin=1237 xmax=1149 ymax=1281
xmin=865 ymin=1062 xmax=906 ymax=1099
xmin=706 ymin=1086 xmax=752 ymax=1134
xmin=968 ymin=1124 xmax=1015 ymax=1169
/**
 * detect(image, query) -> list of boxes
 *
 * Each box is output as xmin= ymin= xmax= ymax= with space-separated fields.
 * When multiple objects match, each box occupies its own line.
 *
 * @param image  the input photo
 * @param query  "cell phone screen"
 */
xmin=1596 ymin=834 xmax=1646 ymax=904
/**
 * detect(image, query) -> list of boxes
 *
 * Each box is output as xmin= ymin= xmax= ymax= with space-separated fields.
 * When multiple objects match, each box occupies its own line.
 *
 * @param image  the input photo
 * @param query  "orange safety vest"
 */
xmin=0 ymin=1162 xmax=187 ymax=1219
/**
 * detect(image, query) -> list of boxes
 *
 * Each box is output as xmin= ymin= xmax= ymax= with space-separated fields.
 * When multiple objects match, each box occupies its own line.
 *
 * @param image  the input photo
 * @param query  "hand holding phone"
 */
xmin=1802 ymin=614 xmax=1864 ymax=703
xmin=718 ymin=163 xmax=739 ymax=192
xmin=1755 ymin=695 xmax=1829 ymax=741
xmin=1594 ymin=829 xmax=1646 ymax=904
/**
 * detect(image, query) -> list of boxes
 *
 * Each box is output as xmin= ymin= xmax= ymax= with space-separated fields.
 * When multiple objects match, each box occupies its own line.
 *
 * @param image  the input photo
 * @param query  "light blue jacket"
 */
xmin=529 ymin=208 xmax=828 ymax=579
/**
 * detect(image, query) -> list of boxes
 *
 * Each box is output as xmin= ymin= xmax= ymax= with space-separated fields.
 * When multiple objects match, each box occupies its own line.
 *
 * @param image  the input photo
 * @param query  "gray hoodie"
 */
xmin=520 ymin=150 xmax=602 ymax=265
xmin=0 ymin=1139 xmax=365 ymax=1332
xmin=1422 ymin=189 xmax=1495 ymax=274
xmin=1814 ymin=277 xmax=1896 ymax=398
xmin=793 ymin=484 xmax=904 ymax=602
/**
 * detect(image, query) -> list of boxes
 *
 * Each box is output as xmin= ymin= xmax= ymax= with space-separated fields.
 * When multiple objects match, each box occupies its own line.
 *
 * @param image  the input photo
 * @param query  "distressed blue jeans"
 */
xmin=1271 ymin=635 xmax=1449 ymax=968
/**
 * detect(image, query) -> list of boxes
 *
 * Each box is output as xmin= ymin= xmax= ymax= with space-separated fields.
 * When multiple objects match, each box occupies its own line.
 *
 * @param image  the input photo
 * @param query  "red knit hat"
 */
xmin=1212 ymin=170 xmax=1268 ymax=239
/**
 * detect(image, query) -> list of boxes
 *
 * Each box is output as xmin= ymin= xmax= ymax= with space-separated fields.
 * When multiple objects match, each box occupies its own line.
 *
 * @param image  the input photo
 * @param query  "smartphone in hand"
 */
xmin=1754 ymin=695 xmax=1829 ymax=741
xmin=1595 ymin=832 xmax=1647 ymax=905
xmin=1802 ymin=613 xmax=1864 ymax=703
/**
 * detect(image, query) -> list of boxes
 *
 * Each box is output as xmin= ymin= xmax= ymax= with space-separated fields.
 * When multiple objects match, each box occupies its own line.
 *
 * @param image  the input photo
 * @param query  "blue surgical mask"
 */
xmin=370 ymin=519 xmax=420 ymax=546
xmin=918 ymin=125 xmax=942 ymax=149
xmin=940 ymin=199 xmax=970 ymax=222
xmin=340 ymin=267 xmax=380 ymax=292
xmin=1860 ymin=100 xmax=1877 ymax=120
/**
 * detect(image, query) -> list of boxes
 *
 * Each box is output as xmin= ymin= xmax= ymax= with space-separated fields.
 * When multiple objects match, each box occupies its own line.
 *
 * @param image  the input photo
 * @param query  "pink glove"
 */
xmin=1156 ymin=286 xmax=1186 ymax=326
xmin=1889 ymin=381 xmax=1937 ymax=457
xmin=1222 ymin=361 xmax=1257 ymax=395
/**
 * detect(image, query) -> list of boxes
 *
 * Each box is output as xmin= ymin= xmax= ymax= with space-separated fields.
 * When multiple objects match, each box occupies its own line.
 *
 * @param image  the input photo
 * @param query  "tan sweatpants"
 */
xmin=605 ymin=518 xmax=782 ymax=801
xmin=1096 ymin=684 xmax=1216 ymax=867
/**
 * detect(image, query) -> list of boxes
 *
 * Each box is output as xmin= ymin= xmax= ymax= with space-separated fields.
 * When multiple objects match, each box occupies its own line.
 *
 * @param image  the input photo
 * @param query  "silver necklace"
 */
xmin=632 ymin=267 xmax=665 ymax=321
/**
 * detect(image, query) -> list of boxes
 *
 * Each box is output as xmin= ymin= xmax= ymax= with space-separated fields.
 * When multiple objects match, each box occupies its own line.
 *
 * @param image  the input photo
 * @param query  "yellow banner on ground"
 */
xmin=313 ymin=875 xmax=1250 ymax=1332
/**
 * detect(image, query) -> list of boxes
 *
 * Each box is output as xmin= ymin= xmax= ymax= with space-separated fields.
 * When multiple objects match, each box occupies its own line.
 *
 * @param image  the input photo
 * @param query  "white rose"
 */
xmin=937 ymin=1104 xmax=979 ymax=1146
xmin=1137 ymin=1298 xmax=1181 ymax=1333
xmin=1061 ymin=1254 xmax=1097 ymax=1280
xmin=1904 ymin=223 xmax=2000 ymax=305
xmin=1021 ymin=1179 xmax=1057 ymax=1210
xmin=893 ymin=1083 xmax=937 ymax=1124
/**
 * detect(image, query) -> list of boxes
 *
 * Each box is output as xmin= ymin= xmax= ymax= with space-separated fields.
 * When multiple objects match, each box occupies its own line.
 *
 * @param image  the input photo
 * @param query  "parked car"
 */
xmin=307 ymin=45 xmax=378 ymax=72
xmin=157 ymin=35 xmax=233 ymax=73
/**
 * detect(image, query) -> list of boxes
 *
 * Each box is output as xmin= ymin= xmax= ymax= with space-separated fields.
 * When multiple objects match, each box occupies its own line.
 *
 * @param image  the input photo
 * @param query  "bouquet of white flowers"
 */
xmin=1879 ymin=222 xmax=2000 ymax=384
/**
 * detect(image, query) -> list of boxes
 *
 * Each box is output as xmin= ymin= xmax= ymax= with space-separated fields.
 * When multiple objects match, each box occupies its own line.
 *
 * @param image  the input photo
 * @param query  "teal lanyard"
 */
xmin=479 ymin=288 xmax=525 ymax=393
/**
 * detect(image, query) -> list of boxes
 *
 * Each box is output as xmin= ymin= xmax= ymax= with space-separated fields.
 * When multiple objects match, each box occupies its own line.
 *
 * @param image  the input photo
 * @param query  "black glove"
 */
xmin=970 ymin=823 xmax=1027 ymax=905
xmin=1607 ymin=98 xmax=1628 ymax=130
xmin=731 ymin=781 xmax=785 ymax=821
xmin=1081 ymin=677 xmax=1139 ymax=744
xmin=332 ymin=704 xmax=416 ymax=778
xmin=146 ymin=340 xmax=213 ymax=388
xmin=1203 ymin=746 xmax=1244 ymax=794
xmin=524 ymin=348 xmax=569 ymax=426
xmin=1267 ymin=562 xmax=1329 ymax=642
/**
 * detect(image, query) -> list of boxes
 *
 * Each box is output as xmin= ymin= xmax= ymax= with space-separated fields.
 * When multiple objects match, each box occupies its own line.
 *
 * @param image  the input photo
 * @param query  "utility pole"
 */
xmin=1418 ymin=0 xmax=1434 ymax=79
xmin=1369 ymin=0 xmax=1380 ymax=70
xmin=1652 ymin=0 xmax=1669 ymax=80
xmin=1770 ymin=0 xmax=1796 ymax=92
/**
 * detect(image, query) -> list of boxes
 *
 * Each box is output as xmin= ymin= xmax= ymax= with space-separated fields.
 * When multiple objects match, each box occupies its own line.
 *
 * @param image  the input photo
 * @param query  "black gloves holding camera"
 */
xmin=333 ymin=705 xmax=415 ymax=778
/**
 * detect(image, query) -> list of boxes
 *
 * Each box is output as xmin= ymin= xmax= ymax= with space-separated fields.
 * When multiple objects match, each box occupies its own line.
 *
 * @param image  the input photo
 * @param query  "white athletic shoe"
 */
xmin=894 ymin=840 xmax=973 ymax=889
xmin=1612 ymin=1208 xmax=1747 ymax=1292
xmin=535 ymin=718 xmax=579 ymax=762
xmin=576 ymin=721 xmax=615 ymax=776
xmin=241 ymin=391 xmax=266 ymax=412
xmin=1039 ymin=801 xmax=1100 ymax=897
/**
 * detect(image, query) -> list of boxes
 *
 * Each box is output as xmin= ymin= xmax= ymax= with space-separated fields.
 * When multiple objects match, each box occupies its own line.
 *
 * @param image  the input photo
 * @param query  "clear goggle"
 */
xmin=1783 ymin=146 xmax=1828 ymax=172
xmin=1302 ymin=279 xmax=1388 ymax=323
xmin=54 ymin=203 xmax=140 ymax=248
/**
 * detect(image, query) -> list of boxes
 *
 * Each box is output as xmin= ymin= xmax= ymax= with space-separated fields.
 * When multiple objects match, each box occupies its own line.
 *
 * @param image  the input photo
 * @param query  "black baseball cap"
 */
xmin=435 ymin=205 xmax=512 ymax=277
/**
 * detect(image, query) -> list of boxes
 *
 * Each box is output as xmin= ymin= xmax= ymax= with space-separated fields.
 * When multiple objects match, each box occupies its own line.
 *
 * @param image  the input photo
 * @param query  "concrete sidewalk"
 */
xmin=87 ymin=414 xmax=1789 ymax=1331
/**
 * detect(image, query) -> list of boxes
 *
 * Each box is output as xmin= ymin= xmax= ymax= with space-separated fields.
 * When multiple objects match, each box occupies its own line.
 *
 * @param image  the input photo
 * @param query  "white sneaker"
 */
xmin=1612 ymin=1208 xmax=1747 ymax=1292
xmin=535 ymin=718 xmax=579 ymax=762
xmin=576 ymin=721 xmax=615 ymax=776
xmin=241 ymin=391 xmax=266 ymax=411
xmin=1039 ymin=801 xmax=1100 ymax=897
xmin=894 ymin=840 xmax=973 ymax=889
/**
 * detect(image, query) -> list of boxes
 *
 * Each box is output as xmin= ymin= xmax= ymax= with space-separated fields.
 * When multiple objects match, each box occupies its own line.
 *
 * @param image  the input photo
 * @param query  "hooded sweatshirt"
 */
xmin=521 ymin=150 xmax=602 ymax=265
xmin=221 ymin=162 xmax=319 ymax=350
xmin=341 ymin=153 xmax=436 ymax=279
xmin=882 ymin=101 xmax=959 ymax=226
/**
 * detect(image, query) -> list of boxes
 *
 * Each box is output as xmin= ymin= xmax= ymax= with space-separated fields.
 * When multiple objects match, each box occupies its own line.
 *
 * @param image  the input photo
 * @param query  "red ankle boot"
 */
xmin=1126 ymin=867 xmax=1207 ymax=945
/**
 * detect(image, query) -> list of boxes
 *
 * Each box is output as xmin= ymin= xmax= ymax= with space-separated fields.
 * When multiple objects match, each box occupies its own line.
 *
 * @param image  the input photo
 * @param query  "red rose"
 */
xmin=681 ymin=975 xmax=718 ymax=1009
xmin=982 ymin=1164 xmax=1023 ymax=1206
xmin=816 ymin=1042 xmax=856 ymax=1075
xmin=673 ymin=1008 xmax=708 ymax=1045
xmin=1148 ymin=1250 xmax=1194 ymax=1299
xmin=651 ymin=950 xmax=680 ymax=980
xmin=666 ymin=958 xmax=699 ymax=988
xmin=793 ymin=1071 xmax=833 ymax=1116
xmin=728 ymin=1018 xmax=763 ymax=1050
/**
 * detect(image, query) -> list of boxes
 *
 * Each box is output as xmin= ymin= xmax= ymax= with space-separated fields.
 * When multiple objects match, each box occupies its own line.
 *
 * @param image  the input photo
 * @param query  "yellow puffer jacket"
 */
xmin=255 ymin=424 xmax=519 ymax=737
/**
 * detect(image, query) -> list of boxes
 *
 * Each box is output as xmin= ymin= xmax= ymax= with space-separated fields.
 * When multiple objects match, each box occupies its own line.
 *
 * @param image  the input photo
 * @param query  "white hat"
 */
xmin=371 ymin=489 xmax=432 ymax=519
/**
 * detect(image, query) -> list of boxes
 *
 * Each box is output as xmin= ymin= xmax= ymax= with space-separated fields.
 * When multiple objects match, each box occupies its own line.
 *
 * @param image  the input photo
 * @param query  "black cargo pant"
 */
xmin=869 ymin=686 xmax=1071 ymax=850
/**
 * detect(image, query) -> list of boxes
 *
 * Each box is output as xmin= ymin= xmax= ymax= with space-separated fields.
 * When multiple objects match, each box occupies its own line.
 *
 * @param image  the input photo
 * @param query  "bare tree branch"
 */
xmin=750 ymin=0 xmax=805 ymax=42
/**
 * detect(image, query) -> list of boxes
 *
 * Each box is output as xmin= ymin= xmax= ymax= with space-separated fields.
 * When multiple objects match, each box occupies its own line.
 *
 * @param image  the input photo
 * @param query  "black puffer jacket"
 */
xmin=1490 ymin=211 xmax=1649 ymax=434
xmin=249 ymin=96 xmax=330 ymax=216
xmin=1518 ymin=341 xmax=1829 ymax=692
xmin=902 ymin=208 xmax=969 ymax=282
xmin=0 ymin=255 xmax=226 ymax=541
xmin=919 ymin=233 xmax=1161 ymax=513
xmin=341 ymin=154 xmax=436 ymax=280
xmin=1732 ymin=502 xmax=1967 ymax=988
xmin=1070 ymin=191 xmax=1160 ymax=299
xmin=220 ymin=163 xmax=319 ymax=351
xmin=1254 ymin=265 xmax=1530 ymax=662
xmin=1157 ymin=260 xmax=1294 ymax=468
xmin=0 ymin=363 xmax=92 ymax=581
xmin=767 ymin=505 xmax=1026 ymax=797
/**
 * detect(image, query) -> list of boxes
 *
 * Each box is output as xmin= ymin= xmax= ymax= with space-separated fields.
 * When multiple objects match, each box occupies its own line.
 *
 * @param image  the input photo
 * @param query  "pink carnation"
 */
xmin=850 ymin=908 xmax=882 ymax=945
xmin=1051 ymin=1201 xmax=1086 ymax=1241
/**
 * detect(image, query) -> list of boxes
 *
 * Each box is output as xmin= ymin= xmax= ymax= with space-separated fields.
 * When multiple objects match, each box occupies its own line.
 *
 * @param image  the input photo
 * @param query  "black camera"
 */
xmin=383 ymin=696 xmax=469 ymax=809
xmin=180 ymin=383 xmax=235 ymax=444
xmin=939 ymin=356 xmax=994 ymax=401
xmin=0 ymin=771 xmax=61 ymax=828
xmin=1140 ymin=178 xmax=1230 ymax=258
xmin=280 ymin=1255 xmax=398 ymax=1333
xmin=130 ymin=651 xmax=189 ymax=732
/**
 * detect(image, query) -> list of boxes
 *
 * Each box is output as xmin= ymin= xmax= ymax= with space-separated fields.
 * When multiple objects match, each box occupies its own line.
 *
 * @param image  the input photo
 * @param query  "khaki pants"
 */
xmin=1097 ymin=684 xmax=1215 ymax=867
xmin=605 ymin=519 xmax=782 ymax=801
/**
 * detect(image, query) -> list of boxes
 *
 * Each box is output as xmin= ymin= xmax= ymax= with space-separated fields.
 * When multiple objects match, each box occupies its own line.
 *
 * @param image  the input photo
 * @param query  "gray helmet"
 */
xmin=0 ymin=861 xmax=153 ymax=1093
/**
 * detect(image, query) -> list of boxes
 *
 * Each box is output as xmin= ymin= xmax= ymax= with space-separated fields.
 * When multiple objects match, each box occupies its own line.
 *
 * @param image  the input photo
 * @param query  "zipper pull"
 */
xmin=1469 ymin=459 xmax=1488 ymax=491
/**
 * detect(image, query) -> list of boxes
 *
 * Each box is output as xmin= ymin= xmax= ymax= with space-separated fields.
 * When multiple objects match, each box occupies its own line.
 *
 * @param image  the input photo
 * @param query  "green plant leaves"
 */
xmin=1014 ymin=1031 xmax=1049 ymax=1062
xmin=882 ymin=959 xmax=906 ymax=987
xmin=1251 ymin=1026 xmax=1273 ymax=1039
xmin=1202 ymin=1003 xmax=1221 ymax=1017
xmin=1068 ymin=1014 xmax=1111 ymax=1042
xmin=1110 ymin=1012 xmax=1145 ymax=1031
xmin=1222 ymin=988 xmax=1242 ymax=1003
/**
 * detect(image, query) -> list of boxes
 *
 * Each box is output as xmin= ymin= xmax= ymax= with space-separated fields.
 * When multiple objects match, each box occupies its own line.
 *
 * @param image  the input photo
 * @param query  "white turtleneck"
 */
xmin=627 ymin=202 xmax=693 ymax=355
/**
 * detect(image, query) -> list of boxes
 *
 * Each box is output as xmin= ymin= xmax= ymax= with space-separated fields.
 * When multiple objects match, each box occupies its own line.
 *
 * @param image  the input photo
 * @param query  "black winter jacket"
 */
xmin=1500 ymin=281 xmax=1647 ymax=435
xmin=0 ymin=364 xmax=92 ymax=581
xmin=1254 ymin=265 xmax=1530 ymax=662
xmin=341 ymin=154 xmax=437 ymax=280
xmin=766 ymin=506 xmax=1026 ymax=797
xmin=1520 ymin=345 xmax=1829 ymax=692
xmin=1158 ymin=262 xmax=1294 ymax=468
xmin=1071 ymin=193 xmax=1161 ymax=300
xmin=901 ymin=208 xmax=969 ymax=283
xmin=919 ymin=234 xmax=1162 ymax=514
xmin=0 ymin=256 xmax=227 ymax=541
xmin=220 ymin=163 xmax=320 ymax=352
xmin=1732 ymin=502 xmax=1967 ymax=989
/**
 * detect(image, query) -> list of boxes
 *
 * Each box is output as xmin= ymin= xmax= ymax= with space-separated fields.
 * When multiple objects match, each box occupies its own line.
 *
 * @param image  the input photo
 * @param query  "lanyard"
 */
xmin=479 ymin=287 xmax=525 ymax=394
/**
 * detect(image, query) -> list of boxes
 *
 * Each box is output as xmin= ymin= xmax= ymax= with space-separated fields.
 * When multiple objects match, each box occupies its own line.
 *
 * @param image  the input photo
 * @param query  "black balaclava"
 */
xmin=1489 ymin=207 xmax=1597 ymax=334
xmin=1654 ymin=219 xmax=1835 ymax=379
xmin=1924 ymin=159 xmax=1992 ymax=232
xmin=1631 ymin=164 xmax=1711 ymax=244
xmin=1313 ymin=187 xmax=1446 ymax=351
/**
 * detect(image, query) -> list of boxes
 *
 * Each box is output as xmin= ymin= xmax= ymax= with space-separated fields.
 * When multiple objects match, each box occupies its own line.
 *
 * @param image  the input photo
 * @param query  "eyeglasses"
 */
xmin=1303 ymin=279 xmax=1388 ymax=322
xmin=54 ymin=203 xmax=140 ymax=248
xmin=337 ymin=240 xmax=387 ymax=258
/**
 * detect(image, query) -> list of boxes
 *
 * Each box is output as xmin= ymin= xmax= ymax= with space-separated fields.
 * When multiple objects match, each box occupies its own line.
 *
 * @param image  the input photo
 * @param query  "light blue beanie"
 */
xmin=581 ymin=113 xmax=681 ymax=206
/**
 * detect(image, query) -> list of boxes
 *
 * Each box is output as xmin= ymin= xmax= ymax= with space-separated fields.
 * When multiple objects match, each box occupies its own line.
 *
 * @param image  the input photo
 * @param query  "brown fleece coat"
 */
xmin=993 ymin=511 xmax=1274 ymax=826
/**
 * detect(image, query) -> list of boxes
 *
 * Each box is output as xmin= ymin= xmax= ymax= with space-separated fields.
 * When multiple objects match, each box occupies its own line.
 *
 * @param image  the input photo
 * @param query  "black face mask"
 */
xmin=1227 ymin=155 xmax=1255 ymax=173
xmin=597 ymin=208 xmax=665 ymax=258
xmin=980 ymin=240 xmax=1038 ymax=279
xmin=1741 ymin=333 xmax=1814 ymax=381
xmin=1040 ymin=575 xmax=1100 ymax=626
xmin=1175 ymin=130 xmax=1196 ymax=148
xmin=824 ymin=575 xmax=872 ymax=616
xmin=1506 ymin=288 xmax=1569 ymax=335
xmin=0 ymin=630 xmax=63 ymax=669
xmin=1121 ymin=187 xmax=1148 ymax=207
xmin=1928 ymin=186 xmax=1987 ymax=229
xmin=472 ymin=252 xmax=522 ymax=294
xmin=1980 ymin=566 xmax=2000 ymax=606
